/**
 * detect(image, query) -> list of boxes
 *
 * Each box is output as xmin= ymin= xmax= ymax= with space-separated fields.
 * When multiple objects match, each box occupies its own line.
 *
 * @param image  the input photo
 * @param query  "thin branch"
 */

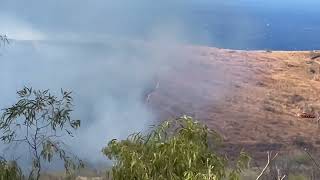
xmin=304 ymin=148 xmax=320 ymax=171
xmin=11 ymin=137 xmax=27 ymax=142
xmin=36 ymin=134 xmax=63 ymax=147
xmin=25 ymin=136 xmax=36 ymax=150
xmin=276 ymin=165 xmax=286 ymax=180
xmin=256 ymin=151 xmax=279 ymax=180
xmin=38 ymin=121 xmax=51 ymax=130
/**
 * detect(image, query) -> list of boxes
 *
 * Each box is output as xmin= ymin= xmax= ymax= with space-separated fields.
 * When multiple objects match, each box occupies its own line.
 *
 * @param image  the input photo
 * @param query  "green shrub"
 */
xmin=0 ymin=87 xmax=83 ymax=180
xmin=0 ymin=158 xmax=23 ymax=180
xmin=103 ymin=115 xmax=250 ymax=180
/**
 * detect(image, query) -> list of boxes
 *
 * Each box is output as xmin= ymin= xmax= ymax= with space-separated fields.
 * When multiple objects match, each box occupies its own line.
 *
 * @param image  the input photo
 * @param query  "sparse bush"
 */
xmin=103 ymin=115 xmax=250 ymax=180
xmin=0 ymin=157 xmax=23 ymax=180
xmin=0 ymin=34 xmax=9 ymax=47
xmin=0 ymin=87 xmax=83 ymax=180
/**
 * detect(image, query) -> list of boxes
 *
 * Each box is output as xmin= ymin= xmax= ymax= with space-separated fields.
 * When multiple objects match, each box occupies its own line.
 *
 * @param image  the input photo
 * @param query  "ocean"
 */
xmin=181 ymin=0 xmax=320 ymax=50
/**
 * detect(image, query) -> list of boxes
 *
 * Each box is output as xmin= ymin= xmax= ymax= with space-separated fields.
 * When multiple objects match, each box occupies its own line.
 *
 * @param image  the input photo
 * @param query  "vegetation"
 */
xmin=0 ymin=87 xmax=317 ymax=179
xmin=0 ymin=87 xmax=83 ymax=180
xmin=103 ymin=115 xmax=250 ymax=180
xmin=0 ymin=157 xmax=23 ymax=180
xmin=0 ymin=27 xmax=319 ymax=180
xmin=0 ymin=35 xmax=9 ymax=47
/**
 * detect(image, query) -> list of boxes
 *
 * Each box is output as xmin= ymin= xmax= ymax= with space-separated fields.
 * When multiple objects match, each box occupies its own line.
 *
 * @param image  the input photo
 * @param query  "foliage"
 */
xmin=0 ymin=34 xmax=9 ymax=47
xmin=103 ymin=115 xmax=250 ymax=180
xmin=0 ymin=157 xmax=23 ymax=180
xmin=0 ymin=87 xmax=84 ymax=180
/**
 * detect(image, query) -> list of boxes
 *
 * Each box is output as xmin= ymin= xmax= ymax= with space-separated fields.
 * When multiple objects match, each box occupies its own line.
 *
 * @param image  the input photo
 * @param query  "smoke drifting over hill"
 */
xmin=0 ymin=0 xmax=203 ymax=168
xmin=0 ymin=0 xmax=263 ymax=171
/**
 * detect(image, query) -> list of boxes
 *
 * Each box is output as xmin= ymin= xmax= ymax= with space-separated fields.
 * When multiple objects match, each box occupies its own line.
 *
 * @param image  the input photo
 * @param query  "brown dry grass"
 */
xmin=148 ymin=46 xmax=320 ymax=162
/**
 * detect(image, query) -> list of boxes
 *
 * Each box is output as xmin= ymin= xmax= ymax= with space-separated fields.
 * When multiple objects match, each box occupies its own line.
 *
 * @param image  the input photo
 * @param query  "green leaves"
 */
xmin=70 ymin=119 xmax=81 ymax=129
xmin=41 ymin=140 xmax=56 ymax=163
xmin=103 ymin=116 xmax=250 ymax=180
xmin=0 ymin=158 xmax=23 ymax=180
xmin=0 ymin=87 xmax=82 ymax=180
xmin=0 ymin=87 xmax=80 ymax=143
xmin=228 ymin=151 xmax=251 ymax=180
xmin=17 ymin=86 xmax=32 ymax=98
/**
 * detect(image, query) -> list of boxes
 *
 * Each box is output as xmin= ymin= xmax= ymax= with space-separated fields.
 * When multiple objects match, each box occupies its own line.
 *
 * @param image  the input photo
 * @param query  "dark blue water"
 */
xmin=182 ymin=0 xmax=320 ymax=50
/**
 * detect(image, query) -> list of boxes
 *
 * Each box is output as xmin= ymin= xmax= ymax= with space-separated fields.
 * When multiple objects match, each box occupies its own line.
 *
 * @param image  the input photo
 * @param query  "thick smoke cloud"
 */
xmin=0 ymin=0 xmax=273 ymax=170
xmin=0 ymin=39 xmax=189 ymax=167
xmin=0 ymin=0 xmax=199 ymax=169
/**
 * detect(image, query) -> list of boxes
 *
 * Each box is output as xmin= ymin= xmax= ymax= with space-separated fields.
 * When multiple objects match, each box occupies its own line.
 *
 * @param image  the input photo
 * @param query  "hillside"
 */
xmin=148 ymin=46 xmax=320 ymax=161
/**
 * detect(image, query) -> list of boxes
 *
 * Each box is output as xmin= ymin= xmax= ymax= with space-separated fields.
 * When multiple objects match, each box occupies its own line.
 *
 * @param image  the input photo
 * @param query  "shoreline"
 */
xmin=196 ymin=45 xmax=320 ymax=53
xmin=11 ymin=38 xmax=320 ymax=53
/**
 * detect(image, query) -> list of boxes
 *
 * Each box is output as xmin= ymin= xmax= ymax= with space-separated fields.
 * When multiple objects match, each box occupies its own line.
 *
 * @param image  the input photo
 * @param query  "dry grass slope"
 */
xmin=148 ymin=47 xmax=320 ymax=162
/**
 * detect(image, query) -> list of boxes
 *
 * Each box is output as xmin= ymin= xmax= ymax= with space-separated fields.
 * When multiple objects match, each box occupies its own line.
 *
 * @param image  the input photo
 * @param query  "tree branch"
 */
xmin=256 ymin=151 xmax=278 ymax=180
xmin=304 ymin=148 xmax=320 ymax=171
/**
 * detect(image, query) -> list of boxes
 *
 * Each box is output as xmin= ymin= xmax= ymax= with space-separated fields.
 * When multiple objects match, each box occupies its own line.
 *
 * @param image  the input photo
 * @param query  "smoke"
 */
xmin=0 ymin=0 xmax=200 ymax=169
xmin=0 ymin=0 xmax=263 ymax=171
xmin=0 ymin=14 xmax=46 ymax=40
xmin=0 ymin=38 xmax=188 ymax=166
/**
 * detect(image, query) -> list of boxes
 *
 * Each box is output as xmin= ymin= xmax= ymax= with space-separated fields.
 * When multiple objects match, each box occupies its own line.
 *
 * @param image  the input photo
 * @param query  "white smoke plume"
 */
xmin=0 ymin=0 xmax=260 ymax=171
xmin=0 ymin=0 xmax=201 ymax=170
